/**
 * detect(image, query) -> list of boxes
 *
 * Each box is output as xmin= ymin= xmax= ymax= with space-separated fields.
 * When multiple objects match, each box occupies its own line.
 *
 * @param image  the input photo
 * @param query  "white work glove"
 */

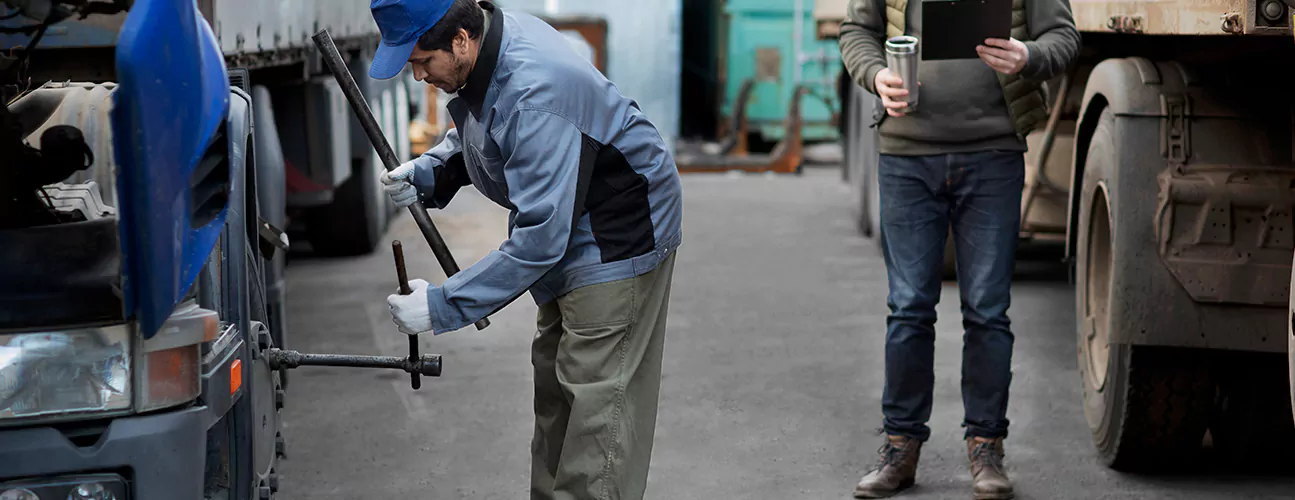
xmin=387 ymin=278 xmax=434 ymax=335
xmin=381 ymin=160 xmax=419 ymax=208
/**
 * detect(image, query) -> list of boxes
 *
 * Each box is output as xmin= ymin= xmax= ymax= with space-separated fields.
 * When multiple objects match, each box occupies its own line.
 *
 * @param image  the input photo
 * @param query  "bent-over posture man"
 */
xmin=839 ymin=0 xmax=1078 ymax=497
xmin=369 ymin=1 xmax=684 ymax=498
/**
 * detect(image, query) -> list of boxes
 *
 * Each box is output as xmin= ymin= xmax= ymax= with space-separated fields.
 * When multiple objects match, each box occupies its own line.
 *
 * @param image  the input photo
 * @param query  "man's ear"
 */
xmin=454 ymin=29 xmax=469 ymax=55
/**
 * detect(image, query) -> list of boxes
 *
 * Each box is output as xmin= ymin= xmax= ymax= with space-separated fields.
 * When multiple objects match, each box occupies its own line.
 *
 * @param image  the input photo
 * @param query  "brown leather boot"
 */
xmin=967 ymin=437 xmax=1014 ymax=500
xmin=853 ymin=435 xmax=921 ymax=498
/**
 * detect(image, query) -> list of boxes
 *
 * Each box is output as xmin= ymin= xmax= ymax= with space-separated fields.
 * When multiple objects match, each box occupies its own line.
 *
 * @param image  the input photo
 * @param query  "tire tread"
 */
xmin=1108 ymin=347 xmax=1213 ymax=471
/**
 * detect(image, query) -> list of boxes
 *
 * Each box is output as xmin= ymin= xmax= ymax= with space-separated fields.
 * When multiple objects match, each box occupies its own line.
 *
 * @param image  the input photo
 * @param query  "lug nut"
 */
xmin=276 ymin=432 xmax=288 ymax=458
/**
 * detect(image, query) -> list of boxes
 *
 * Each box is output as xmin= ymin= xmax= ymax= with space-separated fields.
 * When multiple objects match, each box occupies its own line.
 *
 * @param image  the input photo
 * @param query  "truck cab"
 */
xmin=0 ymin=1 xmax=288 ymax=498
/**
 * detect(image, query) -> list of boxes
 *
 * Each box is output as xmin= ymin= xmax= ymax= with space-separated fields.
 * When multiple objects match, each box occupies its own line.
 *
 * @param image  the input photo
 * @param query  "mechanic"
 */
xmin=839 ymin=0 xmax=1079 ymax=497
xmin=369 ymin=0 xmax=683 ymax=498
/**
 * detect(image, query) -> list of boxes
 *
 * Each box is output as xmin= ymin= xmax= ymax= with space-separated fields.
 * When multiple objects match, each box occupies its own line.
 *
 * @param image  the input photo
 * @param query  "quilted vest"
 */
xmin=884 ymin=0 xmax=1049 ymax=138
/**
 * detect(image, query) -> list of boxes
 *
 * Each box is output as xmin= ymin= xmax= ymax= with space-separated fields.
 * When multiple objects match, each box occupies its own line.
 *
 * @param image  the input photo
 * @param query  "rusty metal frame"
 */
xmin=1154 ymin=163 xmax=1295 ymax=307
xmin=714 ymin=78 xmax=756 ymax=157
xmin=675 ymin=85 xmax=808 ymax=174
xmin=1021 ymin=69 xmax=1077 ymax=232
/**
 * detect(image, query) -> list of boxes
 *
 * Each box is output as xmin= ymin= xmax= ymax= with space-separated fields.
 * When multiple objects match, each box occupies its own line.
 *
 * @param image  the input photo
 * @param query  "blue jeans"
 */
xmin=877 ymin=151 xmax=1024 ymax=442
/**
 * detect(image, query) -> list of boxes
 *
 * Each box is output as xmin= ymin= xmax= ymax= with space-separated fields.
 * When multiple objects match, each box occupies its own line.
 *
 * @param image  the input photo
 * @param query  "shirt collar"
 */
xmin=457 ymin=0 xmax=502 ymax=109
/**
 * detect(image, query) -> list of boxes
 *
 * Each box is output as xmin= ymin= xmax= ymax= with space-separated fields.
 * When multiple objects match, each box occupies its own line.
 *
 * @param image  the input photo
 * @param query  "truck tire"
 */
xmin=303 ymin=154 xmax=385 ymax=256
xmin=303 ymin=63 xmax=398 ymax=258
xmin=1289 ymin=252 xmax=1295 ymax=428
xmin=1208 ymin=351 xmax=1295 ymax=469
xmin=1075 ymin=108 xmax=1214 ymax=471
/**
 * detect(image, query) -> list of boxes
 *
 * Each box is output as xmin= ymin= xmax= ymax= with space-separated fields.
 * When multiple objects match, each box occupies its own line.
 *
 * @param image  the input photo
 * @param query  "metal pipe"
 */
xmin=1034 ymin=69 xmax=1074 ymax=195
xmin=1022 ymin=69 xmax=1075 ymax=224
xmin=393 ymin=240 xmax=420 ymax=390
xmin=267 ymin=349 xmax=443 ymax=377
xmin=312 ymin=29 xmax=489 ymax=331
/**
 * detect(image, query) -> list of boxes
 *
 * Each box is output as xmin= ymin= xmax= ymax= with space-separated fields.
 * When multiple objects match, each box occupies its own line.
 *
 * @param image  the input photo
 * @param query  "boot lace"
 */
xmin=868 ymin=434 xmax=913 ymax=472
xmin=970 ymin=441 xmax=1006 ymax=475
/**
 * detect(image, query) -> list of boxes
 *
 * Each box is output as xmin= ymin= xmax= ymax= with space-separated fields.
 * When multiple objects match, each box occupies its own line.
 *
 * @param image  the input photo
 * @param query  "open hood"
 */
xmin=110 ymin=0 xmax=230 ymax=338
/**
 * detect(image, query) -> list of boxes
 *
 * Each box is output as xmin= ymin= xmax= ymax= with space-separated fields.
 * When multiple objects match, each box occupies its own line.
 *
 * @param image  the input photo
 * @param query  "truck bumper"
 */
xmin=0 ymin=406 xmax=207 ymax=500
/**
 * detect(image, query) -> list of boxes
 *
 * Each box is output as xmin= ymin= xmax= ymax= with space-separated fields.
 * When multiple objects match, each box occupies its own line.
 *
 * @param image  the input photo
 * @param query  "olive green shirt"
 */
xmin=839 ymin=0 xmax=1080 ymax=156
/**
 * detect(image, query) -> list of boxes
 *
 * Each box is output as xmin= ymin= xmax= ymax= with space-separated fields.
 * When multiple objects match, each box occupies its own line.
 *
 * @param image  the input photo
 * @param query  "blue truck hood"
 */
xmin=110 ymin=0 xmax=230 ymax=339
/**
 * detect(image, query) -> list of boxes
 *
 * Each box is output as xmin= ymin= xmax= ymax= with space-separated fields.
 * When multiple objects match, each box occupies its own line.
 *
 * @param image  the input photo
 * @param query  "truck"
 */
xmin=0 ymin=0 xmax=410 ymax=498
xmin=818 ymin=0 xmax=1295 ymax=471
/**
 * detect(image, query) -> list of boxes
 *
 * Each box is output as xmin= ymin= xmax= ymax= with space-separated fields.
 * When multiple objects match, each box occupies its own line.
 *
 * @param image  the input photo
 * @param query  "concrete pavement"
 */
xmin=275 ymin=167 xmax=1295 ymax=499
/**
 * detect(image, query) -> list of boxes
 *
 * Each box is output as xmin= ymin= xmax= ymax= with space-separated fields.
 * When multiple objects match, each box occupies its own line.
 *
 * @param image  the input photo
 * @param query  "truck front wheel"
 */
xmin=1075 ymin=108 xmax=1214 ymax=471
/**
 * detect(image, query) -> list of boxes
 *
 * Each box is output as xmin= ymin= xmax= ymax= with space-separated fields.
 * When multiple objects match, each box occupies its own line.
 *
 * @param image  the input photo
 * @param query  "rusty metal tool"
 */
xmin=392 ymin=240 xmax=421 ymax=390
xmin=262 ymin=242 xmax=443 ymax=388
xmin=312 ymin=28 xmax=489 ymax=331
xmin=266 ymin=350 xmax=442 ymax=377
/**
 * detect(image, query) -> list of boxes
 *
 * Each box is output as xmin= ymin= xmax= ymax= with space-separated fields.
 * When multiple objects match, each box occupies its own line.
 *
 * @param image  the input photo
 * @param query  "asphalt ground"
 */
xmin=276 ymin=166 xmax=1295 ymax=499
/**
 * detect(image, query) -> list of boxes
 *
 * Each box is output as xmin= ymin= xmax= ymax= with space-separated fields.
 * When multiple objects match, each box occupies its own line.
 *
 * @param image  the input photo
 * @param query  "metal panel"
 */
xmin=0 ymin=0 xmax=381 ymax=54
xmin=1155 ymin=163 xmax=1295 ymax=307
xmin=724 ymin=0 xmax=841 ymax=143
xmin=500 ymin=0 xmax=682 ymax=148
xmin=1071 ymin=0 xmax=1253 ymax=35
xmin=0 ymin=12 xmax=127 ymax=49
xmin=112 ymin=0 xmax=231 ymax=339
xmin=210 ymin=0 xmax=379 ymax=55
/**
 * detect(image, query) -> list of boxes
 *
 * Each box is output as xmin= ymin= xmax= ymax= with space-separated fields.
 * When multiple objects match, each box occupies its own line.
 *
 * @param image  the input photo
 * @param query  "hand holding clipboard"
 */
xmin=920 ymin=0 xmax=1028 ymax=74
xmin=975 ymin=39 xmax=1029 ymax=74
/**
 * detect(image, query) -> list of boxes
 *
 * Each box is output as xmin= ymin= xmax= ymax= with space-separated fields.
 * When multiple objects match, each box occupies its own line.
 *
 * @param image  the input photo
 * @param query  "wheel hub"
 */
xmin=1084 ymin=187 xmax=1114 ymax=393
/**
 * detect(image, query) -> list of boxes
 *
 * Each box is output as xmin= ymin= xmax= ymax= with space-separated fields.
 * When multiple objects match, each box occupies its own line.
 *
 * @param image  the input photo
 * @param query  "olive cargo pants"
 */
xmin=530 ymin=253 xmax=677 ymax=500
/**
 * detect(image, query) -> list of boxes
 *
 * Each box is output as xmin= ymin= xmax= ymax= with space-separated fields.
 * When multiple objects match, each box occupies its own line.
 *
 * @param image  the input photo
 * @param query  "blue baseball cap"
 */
xmin=369 ymin=0 xmax=455 ymax=80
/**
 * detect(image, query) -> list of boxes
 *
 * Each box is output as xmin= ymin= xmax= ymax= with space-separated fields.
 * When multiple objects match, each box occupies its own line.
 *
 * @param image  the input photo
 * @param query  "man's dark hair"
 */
xmin=417 ymin=0 xmax=485 ymax=52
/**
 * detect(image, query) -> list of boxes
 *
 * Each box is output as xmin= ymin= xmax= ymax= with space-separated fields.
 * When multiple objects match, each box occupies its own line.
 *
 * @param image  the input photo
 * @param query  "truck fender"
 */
xmin=1065 ymin=57 xmax=1197 ymax=261
xmin=223 ymin=87 xmax=256 ymax=334
xmin=1067 ymin=55 xmax=1292 ymax=351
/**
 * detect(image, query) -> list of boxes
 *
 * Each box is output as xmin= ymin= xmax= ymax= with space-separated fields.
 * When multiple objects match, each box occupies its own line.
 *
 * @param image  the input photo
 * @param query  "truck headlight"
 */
xmin=0 ymin=474 xmax=126 ymax=500
xmin=0 ymin=489 xmax=39 ymax=500
xmin=0 ymin=326 xmax=132 ymax=420
xmin=0 ymin=302 xmax=219 ymax=422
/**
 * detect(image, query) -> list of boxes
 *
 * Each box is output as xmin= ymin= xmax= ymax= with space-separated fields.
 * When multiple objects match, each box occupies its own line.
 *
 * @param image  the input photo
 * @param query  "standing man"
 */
xmin=839 ymin=0 xmax=1078 ymax=498
xmin=369 ymin=1 xmax=684 ymax=498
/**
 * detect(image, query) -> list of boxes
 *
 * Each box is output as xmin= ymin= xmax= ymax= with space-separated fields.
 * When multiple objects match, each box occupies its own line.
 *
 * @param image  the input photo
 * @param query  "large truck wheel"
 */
xmin=303 ymin=59 xmax=402 ymax=257
xmin=1209 ymin=351 xmax=1295 ymax=468
xmin=1075 ymin=108 xmax=1214 ymax=471
xmin=304 ymin=155 xmax=385 ymax=256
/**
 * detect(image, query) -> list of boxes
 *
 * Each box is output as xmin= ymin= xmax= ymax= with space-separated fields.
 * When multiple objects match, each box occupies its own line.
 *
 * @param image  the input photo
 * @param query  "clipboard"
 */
xmin=920 ymin=0 xmax=1012 ymax=60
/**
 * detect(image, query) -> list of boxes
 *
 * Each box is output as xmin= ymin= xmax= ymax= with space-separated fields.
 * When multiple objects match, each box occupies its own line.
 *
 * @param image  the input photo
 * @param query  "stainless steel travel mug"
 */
xmin=884 ymin=35 xmax=919 ymax=113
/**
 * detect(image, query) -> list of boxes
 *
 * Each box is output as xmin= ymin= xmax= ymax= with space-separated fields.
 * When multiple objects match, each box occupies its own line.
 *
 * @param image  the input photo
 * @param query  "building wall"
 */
xmin=500 ymin=0 xmax=683 ymax=148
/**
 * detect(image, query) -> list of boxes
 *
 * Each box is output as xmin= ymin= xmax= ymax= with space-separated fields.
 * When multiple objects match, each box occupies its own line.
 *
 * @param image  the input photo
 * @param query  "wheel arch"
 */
xmin=1065 ymin=57 xmax=1170 ymax=262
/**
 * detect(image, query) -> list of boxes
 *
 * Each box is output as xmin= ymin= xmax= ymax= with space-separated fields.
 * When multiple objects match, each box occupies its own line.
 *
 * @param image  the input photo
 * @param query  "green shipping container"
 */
xmin=722 ymin=0 xmax=841 ymax=144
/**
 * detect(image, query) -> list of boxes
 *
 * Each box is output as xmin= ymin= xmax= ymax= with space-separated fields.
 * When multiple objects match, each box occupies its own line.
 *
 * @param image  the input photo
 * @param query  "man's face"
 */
xmin=408 ymin=30 xmax=474 ymax=93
